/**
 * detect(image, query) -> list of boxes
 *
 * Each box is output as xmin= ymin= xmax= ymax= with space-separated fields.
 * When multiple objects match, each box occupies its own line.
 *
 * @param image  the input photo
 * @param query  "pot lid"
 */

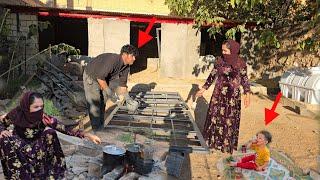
xmin=103 ymin=145 xmax=125 ymax=155
xmin=126 ymin=143 xmax=143 ymax=153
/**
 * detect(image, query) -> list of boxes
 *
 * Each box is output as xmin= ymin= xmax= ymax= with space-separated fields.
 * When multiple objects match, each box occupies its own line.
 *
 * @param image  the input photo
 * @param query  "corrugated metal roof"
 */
xmin=1 ymin=0 xmax=171 ymax=16
xmin=1 ymin=1 xmax=250 ymax=26
xmin=0 ymin=0 xmax=43 ymax=6
xmin=3 ymin=3 xmax=194 ymax=22
xmin=0 ymin=0 xmax=174 ymax=18
xmin=0 ymin=0 xmax=28 ymax=6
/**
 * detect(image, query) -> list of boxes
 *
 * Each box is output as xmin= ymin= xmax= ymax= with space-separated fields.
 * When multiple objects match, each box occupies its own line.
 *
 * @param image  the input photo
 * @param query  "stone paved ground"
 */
xmin=0 ymin=69 xmax=318 ymax=179
xmin=128 ymin=69 xmax=319 ymax=179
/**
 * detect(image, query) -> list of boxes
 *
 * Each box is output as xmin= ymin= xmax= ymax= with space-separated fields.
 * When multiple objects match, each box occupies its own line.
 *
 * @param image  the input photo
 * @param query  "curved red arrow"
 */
xmin=265 ymin=92 xmax=282 ymax=125
xmin=138 ymin=17 xmax=156 ymax=48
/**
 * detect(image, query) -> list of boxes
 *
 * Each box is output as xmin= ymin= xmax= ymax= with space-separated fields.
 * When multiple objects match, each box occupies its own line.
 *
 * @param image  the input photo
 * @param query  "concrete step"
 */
xmin=281 ymin=97 xmax=320 ymax=119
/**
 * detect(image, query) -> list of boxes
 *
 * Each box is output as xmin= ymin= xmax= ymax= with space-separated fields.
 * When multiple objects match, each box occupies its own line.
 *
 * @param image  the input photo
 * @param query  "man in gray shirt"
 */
xmin=83 ymin=44 xmax=139 ymax=130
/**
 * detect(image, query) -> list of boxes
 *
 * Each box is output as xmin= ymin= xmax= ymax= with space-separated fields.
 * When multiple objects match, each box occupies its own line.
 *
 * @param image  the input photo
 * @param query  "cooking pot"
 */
xmin=103 ymin=145 xmax=126 ymax=172
xmin=135 ymin=158 xmax=155 ymax=175
xmin=125 ymin=143 xmax=143 ymax=165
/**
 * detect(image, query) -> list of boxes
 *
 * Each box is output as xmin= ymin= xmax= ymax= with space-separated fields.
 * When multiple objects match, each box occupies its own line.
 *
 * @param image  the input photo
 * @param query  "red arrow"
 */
xmin=138 ymin=17 xmax=156 ymax=48
xmin=265 ymin=92 xmax=282 ymax=125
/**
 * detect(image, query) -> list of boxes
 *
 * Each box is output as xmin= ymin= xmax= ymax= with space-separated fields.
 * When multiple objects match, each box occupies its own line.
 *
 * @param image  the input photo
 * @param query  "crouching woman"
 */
xmin=0 ymin=91 xmax=101 ymax=179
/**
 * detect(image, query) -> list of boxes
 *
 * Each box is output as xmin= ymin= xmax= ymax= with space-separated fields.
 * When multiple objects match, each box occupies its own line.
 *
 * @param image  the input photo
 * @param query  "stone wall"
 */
xmin=4 ymin=12 xmax=39 ymax=75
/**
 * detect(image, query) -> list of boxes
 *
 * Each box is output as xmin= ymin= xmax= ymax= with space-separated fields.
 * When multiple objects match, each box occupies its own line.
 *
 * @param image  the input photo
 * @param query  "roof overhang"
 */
xmin=1 ymin=3 xmax=256 ymax=27
xmin=2 ymin=4 xmax=195 ymax=24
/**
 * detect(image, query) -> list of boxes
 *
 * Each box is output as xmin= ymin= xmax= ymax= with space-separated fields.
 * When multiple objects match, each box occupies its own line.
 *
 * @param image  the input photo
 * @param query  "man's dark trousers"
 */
xmin=83 ymin=70 xmax=106 ymax=129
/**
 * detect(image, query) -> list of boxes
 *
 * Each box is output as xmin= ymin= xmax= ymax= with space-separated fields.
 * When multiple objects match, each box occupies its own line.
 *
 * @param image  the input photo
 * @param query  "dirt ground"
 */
xmin=127 ymin=68 xmax=319 ymax=179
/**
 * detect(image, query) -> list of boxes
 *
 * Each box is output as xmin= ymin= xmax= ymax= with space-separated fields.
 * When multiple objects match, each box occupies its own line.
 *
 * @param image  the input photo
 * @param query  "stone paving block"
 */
xmin=102 ymin=166 xmax=124 ymax=180
xmin=61 ymin=144 xmax=78 ymax=156
xmin=78 ymin=145 xmax=101 ymax=157
xmin=78 ymin=173 xmax=86 ymax=180
xmin=118 ymin=172 xmax=140 ymax=180
xmin=72 ymin=166 xmax=88 ymax=175
xmin=88 ymin=156 xmax=104 ymax=178
xmin=67 ymin=154 xmax=90 ymax=168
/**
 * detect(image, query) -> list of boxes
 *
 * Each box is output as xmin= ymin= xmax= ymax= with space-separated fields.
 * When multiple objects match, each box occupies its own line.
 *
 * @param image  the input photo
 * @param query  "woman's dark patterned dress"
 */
xmin=202 ymin=59 xmax=251 ymax=154
xmin=0 ymin=115 xmax=83 ymax=179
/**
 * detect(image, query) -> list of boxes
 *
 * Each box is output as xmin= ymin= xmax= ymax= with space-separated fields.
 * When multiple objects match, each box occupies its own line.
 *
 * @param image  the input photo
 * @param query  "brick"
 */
xmin=20 ymin=21 xmax=27 ymax=27
xmin=102 ymin=167 xmax=124 ymax=180
xmin=10 ymin=25 xmax=17 ymax=31
xmin=72 ymin=167 xmax=88 ymax=175
xmin=27 ymin=45 xmax=38 ymax=50
xmin=8 ymin=13 xmax=16 ymax=19
xmin=118 ymin=172 xmax=140 ymax=180
xmin=5 ymin=19 xmax=13 ymax=25
xmin=20 ymin=26 xmax=29 ymax=32
xmin=6 ymin=18 xmax=15 ymax=25
xmin=78 ymin=146 xmax=101 ymax=157
xmin=18 ymin=14 xmax=31 ymax=21
xmin=26 ymin=50 xmax=37 ymax=55
xmin=66 ymin=154 xmax=91 ymax=169
xmin=5 ymin=16 xmax=13 ymax=21
xmin=78 ymin=174 xmax=86 ymax=180
xmin=28 ymin=21 xmax=37 ymax=27
xmin=29 ymin=15 xmax=37 ymax=21
xmin=61 ymin=144 xmax=78 ymax=156
xmin=88 ymin=157 xmax=104 ymax=178
xmin=11 ymin=18 xmax=17 ymax=25
xmin=10 ymin=30 xmax=17 ymax=36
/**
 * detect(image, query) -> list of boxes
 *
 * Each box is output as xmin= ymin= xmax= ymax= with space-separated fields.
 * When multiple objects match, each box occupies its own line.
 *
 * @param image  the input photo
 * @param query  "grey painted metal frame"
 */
xmin=104 ymin=91 xmax=209 ymax=153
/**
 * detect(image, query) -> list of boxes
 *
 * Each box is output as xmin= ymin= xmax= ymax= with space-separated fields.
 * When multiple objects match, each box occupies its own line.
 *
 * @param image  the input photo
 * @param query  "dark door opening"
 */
xmin=200 ymin=27 xmax=241 ymax=57
xmin=38 ymin=16 xmax=88 ymax=55
xmin=130 ymin=21 xmax=160 ymax=74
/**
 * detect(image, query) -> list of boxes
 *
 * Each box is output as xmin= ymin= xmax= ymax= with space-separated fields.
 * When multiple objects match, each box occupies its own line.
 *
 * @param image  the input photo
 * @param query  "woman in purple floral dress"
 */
xmin=0 ymin=92 xmax=101 ymax=179
xmin=196 ymin=40 xmax=251 ymax=154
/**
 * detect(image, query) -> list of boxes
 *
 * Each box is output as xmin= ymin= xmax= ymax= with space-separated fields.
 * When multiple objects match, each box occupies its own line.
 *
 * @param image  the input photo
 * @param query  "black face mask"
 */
xmin=222 ymin=54 xmax=233 ymax=62
xmin=26 ymin=109 xmax=44 ymax=126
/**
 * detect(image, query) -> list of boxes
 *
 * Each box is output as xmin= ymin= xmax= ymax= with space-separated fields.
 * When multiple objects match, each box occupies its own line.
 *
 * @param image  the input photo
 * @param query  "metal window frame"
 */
xmin=104 ymin=91 xmax=209 ymax=153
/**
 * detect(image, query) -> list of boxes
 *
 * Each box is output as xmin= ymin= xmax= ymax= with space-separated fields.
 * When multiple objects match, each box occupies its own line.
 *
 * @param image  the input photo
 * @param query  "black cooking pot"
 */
xmin=135 ymin=158 xmax=155 ymax=175
xmin=125 ymin=143 xmax=143 ymax=165
xmin=102 ymin=145 xmax=126 ymax=172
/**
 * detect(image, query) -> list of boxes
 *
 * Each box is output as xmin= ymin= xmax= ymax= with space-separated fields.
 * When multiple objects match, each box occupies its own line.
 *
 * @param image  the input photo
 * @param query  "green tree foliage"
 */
xmin=165 ymin=0 xmax=319 ymax=50
xmin=44 ymin=99 xmax=61 ymax=116
xmin=51 ymin=43 xmax=80 ymax=56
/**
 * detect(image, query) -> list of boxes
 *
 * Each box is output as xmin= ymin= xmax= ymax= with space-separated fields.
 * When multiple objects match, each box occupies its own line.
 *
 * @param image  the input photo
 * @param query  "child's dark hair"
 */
xmin=120 ymin=44 xmax=139 ymax=57
xmin=257 ymin=130 xmax=272 ymax=144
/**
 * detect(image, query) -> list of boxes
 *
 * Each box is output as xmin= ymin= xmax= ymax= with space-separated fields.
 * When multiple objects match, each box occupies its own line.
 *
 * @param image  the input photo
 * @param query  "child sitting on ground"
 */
xmin=230 ymin=130 xmax=272 ymax=171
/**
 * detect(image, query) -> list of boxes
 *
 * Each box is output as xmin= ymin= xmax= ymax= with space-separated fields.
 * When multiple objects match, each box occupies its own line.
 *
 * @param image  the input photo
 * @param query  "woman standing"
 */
xmin=0 ymin=91 xmax=101 ymax=179
xmin=196 ymin=40 xmax=251 ymax=154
